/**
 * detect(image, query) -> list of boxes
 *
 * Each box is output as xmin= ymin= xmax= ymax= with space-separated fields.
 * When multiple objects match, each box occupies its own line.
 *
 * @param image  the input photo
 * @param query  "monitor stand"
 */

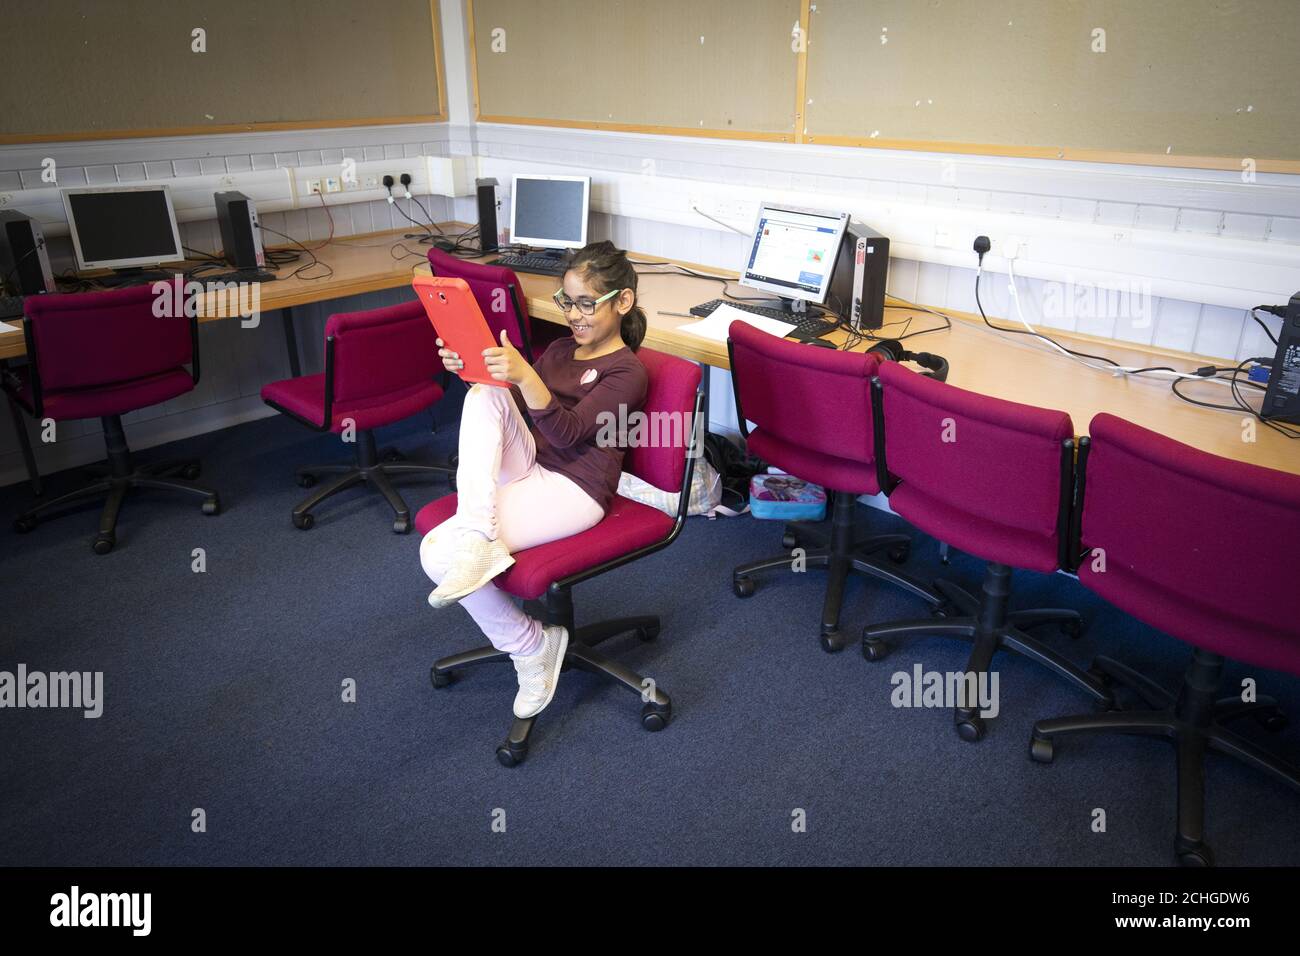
xmin=96 ymin=266 xmax=174 ymax=289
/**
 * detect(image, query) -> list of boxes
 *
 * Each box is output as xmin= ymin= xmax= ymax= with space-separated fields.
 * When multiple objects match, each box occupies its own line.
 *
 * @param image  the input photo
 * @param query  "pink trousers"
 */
xmin=420 ymin=383 xmax=605 ymax=656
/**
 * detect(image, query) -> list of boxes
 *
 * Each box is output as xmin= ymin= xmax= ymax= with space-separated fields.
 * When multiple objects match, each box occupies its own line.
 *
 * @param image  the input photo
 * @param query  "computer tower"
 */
xmin=476 ymin=178 xmax=499 ymax=253
xmin=828 ymin=220 xmax=889 ymax=331
xmin=214 ymin=191 xmax=265 ymax=270
xmin=1262 ymin=292 xmax=1300 ymax=425
xmin=0 ymin=210 xmax=56 ymax=294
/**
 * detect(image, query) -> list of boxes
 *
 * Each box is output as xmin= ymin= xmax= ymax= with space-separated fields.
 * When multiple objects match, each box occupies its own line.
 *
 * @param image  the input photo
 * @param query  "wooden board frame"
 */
xmin=0 ymin=0 xmax=448 ymax=145
xmin=468 ymin=0 xmax=1300 ymax=174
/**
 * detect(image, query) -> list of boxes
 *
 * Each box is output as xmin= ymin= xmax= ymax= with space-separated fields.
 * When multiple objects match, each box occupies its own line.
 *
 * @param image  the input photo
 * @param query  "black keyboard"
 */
xmin=689 ymin=298 xmax=838 ymax=339
xmin=0 ymin=295 xmax=25 ymax=320
xmin=491 ymin=254 xmax=566 ymax=276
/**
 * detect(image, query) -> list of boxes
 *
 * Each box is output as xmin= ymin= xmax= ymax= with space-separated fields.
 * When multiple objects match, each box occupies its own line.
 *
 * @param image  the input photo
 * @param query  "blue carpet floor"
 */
xmin=1 ymin=398 xmax=1298 ymax=867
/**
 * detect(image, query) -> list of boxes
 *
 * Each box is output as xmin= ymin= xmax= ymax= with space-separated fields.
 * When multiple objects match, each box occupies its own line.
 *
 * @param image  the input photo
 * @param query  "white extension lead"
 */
xmin=992 ymin=257 xmax=1237 ymax=390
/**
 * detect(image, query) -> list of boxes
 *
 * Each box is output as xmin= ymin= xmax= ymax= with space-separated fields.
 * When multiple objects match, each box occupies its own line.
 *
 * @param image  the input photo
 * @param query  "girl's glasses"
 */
xmin=553 ymin=288 xmax=622 ymax=316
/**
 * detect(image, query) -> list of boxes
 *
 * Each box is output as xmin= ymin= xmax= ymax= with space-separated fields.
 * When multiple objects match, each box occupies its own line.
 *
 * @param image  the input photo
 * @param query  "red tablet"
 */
xmin=412 ymin=274 xmax=509 ymax=388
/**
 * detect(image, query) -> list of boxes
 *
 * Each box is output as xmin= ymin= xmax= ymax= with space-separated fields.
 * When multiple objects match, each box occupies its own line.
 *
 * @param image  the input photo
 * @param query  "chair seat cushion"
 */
xmin=1080 ymin=561 xmax=1300 ymax=676
xmin=890 ymin=482 xmax=1060 ymax=574
xmin=746 ymin=428 xmax=880 ymax=496
xmin=261 ymin=374 xmax=443 ymax=433
xmin=415 ymin=492 xmax=676 ymax=600
xmin=9 ymin=365 xmax=194 ymax=421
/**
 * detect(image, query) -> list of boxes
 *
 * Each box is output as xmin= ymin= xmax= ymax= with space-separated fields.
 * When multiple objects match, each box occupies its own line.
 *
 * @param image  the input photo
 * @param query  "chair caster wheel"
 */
xmin=887 ymin=543 xmax=909 ymax=564
xmin=13 ymin=516 xmax=36 ymax=534
xmin=1255 ymin=710 xmax=1288 ymax=733
xmin=392 ymin=516 xmax=411 ymax=534
xmin=781 ymin=531 xmax=799 ymax=549
xmin=635 ymin=622 xmax=660 ymax=641
xmin=496 ymin=742 xmax=526 ymax=767
xmin=930 ymin=602 xmax=953 ymax=619
xmin=181 ymin=463 xmax=201 ymax=480
xmin=293 ymin=512 xmax=314 ymax=530
xmin=733 ymin=575 xmax=756 ymax=598
xmin=296 ymin=473 xmax=317 ymax=488
xmin=861 ymin=637 xmax=888 ymax=662
xmin=92 ymin=533 xmax=115 ymax=555
xmin=641 ymin=701 xmax=671 ymax=731
xmin=1029 ymin=735 xmax=1054 ymax=763
xmin=1177 ymin=842 xmax=1214 ymax=867
xmin=955 ymin=712 xmax=985 ymax=742
xmin=202 ymin=495 xmax=220 ymax=516
xmin=1060 ymin=618 xmax=1083 ymax=637
xmin=430 ymin=667 xmax=455 ymax=689
xmin=820 ymin=629 xmax=845 ymax=653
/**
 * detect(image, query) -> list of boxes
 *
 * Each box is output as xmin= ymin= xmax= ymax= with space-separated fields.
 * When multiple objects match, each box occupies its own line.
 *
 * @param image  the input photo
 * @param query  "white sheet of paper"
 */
xmin=0 ymin=320 xmax=19 ymax=334
xmin=675 ymin=301 xmax=795 ymax=343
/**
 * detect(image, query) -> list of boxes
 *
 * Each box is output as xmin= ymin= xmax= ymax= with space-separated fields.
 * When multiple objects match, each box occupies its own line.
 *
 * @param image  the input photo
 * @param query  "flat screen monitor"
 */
xmin=510 ymin=175 xmax=590 ymax=250
xmin=740 ymin=202 xmax=850 ymax=305
xmin=62 ymin=185 xmax=184 ymax=271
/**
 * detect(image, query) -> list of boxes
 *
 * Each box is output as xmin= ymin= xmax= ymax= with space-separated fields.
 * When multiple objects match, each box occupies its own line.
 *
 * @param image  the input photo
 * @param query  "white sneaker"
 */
xmin=510 ymin=625 xmax=569 ymax=718
xmin=428 ymin=533 xmax=515 ymax=608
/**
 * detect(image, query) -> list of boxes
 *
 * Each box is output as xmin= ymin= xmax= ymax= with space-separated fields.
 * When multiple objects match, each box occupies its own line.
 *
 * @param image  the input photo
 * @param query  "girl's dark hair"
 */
xmin=561 ymin=240 xmax=646 ymax=351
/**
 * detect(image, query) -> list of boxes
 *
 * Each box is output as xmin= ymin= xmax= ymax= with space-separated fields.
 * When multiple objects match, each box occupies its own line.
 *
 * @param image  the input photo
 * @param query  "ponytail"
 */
xmin=562 ymin=240 xmax=645 ymax=351
xmin=621 ymin=303 xmax=647 ymax=352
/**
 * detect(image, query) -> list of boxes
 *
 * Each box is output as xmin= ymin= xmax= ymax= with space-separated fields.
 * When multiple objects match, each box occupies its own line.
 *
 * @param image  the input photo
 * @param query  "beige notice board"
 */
xmin=471 ymin=0 xmax=1300 ymax=171
xmin=2 ymin=0 xmax=447 ymax=142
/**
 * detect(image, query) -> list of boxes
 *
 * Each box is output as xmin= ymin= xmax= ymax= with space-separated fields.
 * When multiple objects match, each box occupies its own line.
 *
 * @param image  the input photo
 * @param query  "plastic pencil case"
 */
xmin=748 ymin=474 xmax=826 ymax=521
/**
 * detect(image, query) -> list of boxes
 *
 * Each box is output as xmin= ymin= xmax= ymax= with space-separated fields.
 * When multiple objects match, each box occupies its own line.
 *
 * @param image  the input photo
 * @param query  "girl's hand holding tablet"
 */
xmin=481 ymin=329 xmax=531 ymax=385
xmin=436 ymin=338 xmax=463 ymax=374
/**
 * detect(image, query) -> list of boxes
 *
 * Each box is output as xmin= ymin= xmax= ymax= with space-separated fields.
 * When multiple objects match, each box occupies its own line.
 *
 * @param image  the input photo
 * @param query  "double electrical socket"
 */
xmin=305 ymin=177 xmax=343 ymax=195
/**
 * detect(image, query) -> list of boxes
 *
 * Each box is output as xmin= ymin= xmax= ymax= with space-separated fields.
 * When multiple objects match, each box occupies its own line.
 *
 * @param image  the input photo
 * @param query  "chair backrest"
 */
xmin=1077 ymin=412 xmax=1300 ymax=672
xmin=325 ymin=300 xmax=439 ymax=405
xmin=727 ymin=319 xmax=881 ymax=473
xmin=876 ymin=360 xmax=1074 ymax=572
xmin=624 ymin=346 xmax=702 ymax=496
xmin=24 ymin=283 xmax=192 ymax=393
xmin=427 ymin=248 xmax=531 ymax=356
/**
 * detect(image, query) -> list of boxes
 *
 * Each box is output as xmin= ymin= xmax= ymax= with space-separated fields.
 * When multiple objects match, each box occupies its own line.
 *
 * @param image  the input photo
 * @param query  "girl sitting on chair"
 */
xmin=421 ymin=241 xmax=648 ymax=719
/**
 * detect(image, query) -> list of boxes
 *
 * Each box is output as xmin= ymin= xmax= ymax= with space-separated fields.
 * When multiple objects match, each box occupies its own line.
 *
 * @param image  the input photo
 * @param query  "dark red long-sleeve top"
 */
xmin=527 ymin=337 xmax=648 ymax=513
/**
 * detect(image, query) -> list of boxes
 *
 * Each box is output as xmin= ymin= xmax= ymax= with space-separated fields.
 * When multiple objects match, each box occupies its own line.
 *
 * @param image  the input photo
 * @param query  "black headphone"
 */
xmin=867 ymin=338 xmax=949 ymax=383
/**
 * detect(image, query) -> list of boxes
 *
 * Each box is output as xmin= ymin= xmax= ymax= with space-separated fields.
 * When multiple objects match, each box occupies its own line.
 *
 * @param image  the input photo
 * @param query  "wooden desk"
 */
xmin=3 ymin=225 xmax=1295 ymax=476
xmin=491 ymin=260 xmax=1299 ymax=476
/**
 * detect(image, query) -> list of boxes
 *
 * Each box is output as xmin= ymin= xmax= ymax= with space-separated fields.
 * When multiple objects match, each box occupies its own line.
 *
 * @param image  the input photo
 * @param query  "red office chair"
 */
xmin=861 ymin=361 xmax=1110 ymax=740
xmin=261 ymin=300 xmax=453 ymax=533
xmin=426 ymin=248 xmax=564 ymax=362
xmin=727 ymin=321 xmax=942 ymax=653
xmin=416 ymin=346 xmax=703 ymax=766
xmin=4 ymin=283 xmax=219 ymax=554
xmin=1031 ymin=413 xmax=1300 ymax=866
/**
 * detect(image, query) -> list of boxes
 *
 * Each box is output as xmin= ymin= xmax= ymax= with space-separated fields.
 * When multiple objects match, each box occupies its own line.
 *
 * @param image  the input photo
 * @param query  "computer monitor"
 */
xmin=510 ymin=174 xmax=590 ymax=251
xmin=62 ymin=185 xmax=184 ymax=271
xmin=740 ymin=202 xmax=850 ymax=307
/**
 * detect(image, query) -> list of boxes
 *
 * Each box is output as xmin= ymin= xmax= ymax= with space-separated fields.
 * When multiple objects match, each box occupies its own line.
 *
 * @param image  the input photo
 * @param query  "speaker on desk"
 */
xmin=0 ymin=210 xmax=56 ymax=295
xmin=476 ymin=178 xmax=499 ymax=253
xmin=214 ymin=191 xmax=266 ymax=271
